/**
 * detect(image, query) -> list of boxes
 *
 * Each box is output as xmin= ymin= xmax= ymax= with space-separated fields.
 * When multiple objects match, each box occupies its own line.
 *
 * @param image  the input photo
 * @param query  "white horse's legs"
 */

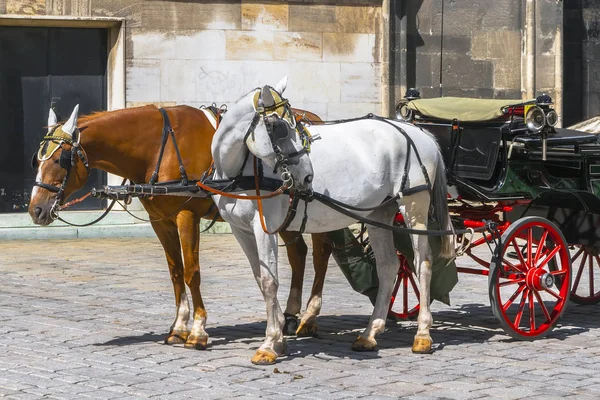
xmin=352 ymin=206 xmax=399 ymax=351
xmin=230 ymin=224 xmax=285 ymax=365
xmin=402 ymin=191 xmax=434 ymax=353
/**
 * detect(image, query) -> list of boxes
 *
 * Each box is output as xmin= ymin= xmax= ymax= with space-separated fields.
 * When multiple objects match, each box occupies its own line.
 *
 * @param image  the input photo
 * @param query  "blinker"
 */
xmin=270 ymin=119 xmax=290 ymax=141
xmin=59 ymin=149 xmax=73 ymax=171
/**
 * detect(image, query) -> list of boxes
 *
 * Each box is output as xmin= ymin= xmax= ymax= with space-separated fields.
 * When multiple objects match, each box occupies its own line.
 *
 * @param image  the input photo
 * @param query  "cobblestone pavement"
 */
xmin=1 ymin=234 xmax=600 ymax=399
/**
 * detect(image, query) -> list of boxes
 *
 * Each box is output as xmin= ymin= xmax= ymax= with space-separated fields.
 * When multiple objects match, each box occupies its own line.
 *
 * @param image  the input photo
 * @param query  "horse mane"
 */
xmin=77 ymin=105 xmax=159 ymax=128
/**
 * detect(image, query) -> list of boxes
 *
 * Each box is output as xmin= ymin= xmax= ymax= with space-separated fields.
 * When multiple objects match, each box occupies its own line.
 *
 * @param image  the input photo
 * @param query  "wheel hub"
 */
xmin=526 ymin=268 xmax=554 ymax=291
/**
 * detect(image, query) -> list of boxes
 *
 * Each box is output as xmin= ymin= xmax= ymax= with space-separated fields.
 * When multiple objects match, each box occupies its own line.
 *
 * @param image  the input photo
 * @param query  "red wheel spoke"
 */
xmin=527 ymin=228 xmax=533 ymax=267
xmin=511 ymin=239 xmax=528 ymax=271
xmin=502 ymin=283 xmax=526 ymax=312
xmin=402 ymin=277 xmax=409 ymax=313
xmin=572 ymin=252 xmax=588 ymax=294
xmin=590 ymin=255 xmax=599 ymax=297
xmin=543 ymin=286 xmax=562 ymax=300
xmin=529 ymin=291 xmax=536 ymax=331
xmin=536 ymin=245 xmax=561 ymax=269
xmin=533 ymin=290 xmax=552 ymax=323
xmin=499 ymin=277 xmax=525 ymax=287
xmin=533 ymin=230 xmax=548 ymax=266
xmin=408 ymin=271 xmax=420 ymax=296
xmin=513 ymin=288 xmax=529 ymax=328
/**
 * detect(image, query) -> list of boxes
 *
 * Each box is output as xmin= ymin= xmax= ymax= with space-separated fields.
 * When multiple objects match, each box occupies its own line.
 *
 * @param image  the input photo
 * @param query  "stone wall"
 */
xmin=0 ymin=0 xmax=384 ymax=120
xmin=564 ymin=0 xmax=600 ymax=126
xmin=393 ymin=0 xmax=563 ymax=110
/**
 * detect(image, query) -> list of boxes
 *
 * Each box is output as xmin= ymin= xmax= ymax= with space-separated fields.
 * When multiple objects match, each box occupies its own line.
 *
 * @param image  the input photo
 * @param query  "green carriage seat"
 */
xmin=407 ymin=97 xmax=529 ymax=181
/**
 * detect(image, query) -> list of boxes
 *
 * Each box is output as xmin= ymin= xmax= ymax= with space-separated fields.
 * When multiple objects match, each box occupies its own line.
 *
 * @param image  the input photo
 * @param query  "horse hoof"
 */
xmin=251 ymin=349 xmax=278 ymax=365
xmin=283 ymin=314 xmax=299 ymax=336
xmin=296 ymin=320 xmax=318 ymax=337
xmin=164 ymin=330 xmax=189 ymax=345
xmin=184 ymin=333 xmax=209 ymax=350
xmin=351 ymin=336 xmax=377 ymax=352
xmin=411 ymin=337 xmax=433 ymax=354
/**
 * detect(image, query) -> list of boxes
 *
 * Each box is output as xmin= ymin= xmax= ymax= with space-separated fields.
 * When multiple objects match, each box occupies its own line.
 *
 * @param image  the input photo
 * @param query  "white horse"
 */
xmin=211 ymin=77 xmax=454 ymax=365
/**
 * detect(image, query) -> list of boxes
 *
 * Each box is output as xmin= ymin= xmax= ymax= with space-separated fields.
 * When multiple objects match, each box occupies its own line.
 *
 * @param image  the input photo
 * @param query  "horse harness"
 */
xmin=32 ymin=125 xmax=90 ymax=216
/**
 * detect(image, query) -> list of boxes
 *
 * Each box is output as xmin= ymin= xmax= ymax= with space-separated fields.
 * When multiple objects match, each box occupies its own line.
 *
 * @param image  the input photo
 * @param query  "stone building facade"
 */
xmin=0 ymin=0 xmax=385 ymax=120
xmin=2 ymin=0 xmax=600 ymax=235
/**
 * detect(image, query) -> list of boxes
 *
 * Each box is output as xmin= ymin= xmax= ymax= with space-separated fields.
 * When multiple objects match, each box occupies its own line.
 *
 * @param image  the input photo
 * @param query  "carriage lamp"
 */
xmin=525 ymin=106 xmax=546 ymax=132
xmin=404 ymin=88 xmax=421 ymax=100
xmin=535 ymin=93 xmax=553 ymax=107
xmin=545 ymin=110 xmax=558 ymax=127
xmin=396 ymin=103 xmax=413 ymax=121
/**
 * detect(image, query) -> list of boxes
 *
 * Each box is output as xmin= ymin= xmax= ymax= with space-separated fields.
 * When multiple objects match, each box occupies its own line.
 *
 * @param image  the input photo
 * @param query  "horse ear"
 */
xmin=261 ymin=86 xmax=275 ymax=108
xmin=47 ymin=108 xmax=58 ymax=132
xmin=274 ymin=76 xmax=288 ymax=94
xmin=62 ymin=104 xmax=80 ymax=136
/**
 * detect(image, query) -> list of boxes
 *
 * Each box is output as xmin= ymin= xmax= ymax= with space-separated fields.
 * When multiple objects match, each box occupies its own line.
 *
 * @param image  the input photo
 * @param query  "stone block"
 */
xmin=226 ymin=31 xmax=274 ymax=61
xmin=289 ymin=4 xmax=337 ymax=33
xmin=476 ymin=88 xmax=494 ymax=98
xmin=480 ymin=0 xmax=521 ymax=31
xmin=443 ymin=55 xmax=492 ymax=90
xmin=91 ymin=0 xmax=142 ymax=27
xmin=195 ymin=60 xmax=289 ymax=104
xmin=129 ymin=30 xmax=176 ymax=60
xmin=493 ymin=58 xmax=521 ymax=90
xmin=195 ymin=60 xmax=245 ymax=104
xmin=175 ymin=30 xmax=226 ymax=60
xmin=274 ymin=32 xmax=322 ymax=61
xmin=6 ymin=0 xmax=44 ymax=14
xmin=420 ymin=34 xmax=471 ymax=56
xmin=494 ymin=89 xmax=522 ymax=100
xmin=126 ymin=59 xmax=160 ymax=102
xmin=535 ymin=54 xmax=556 ymax=90
xmin=242 ymin=1 xmax=288 ymax=31
xmin=160 ymin=60 xmax=197 ymax=102
xmin=415 ymin=54 xmax=434 ymax=88
xmin=336 ymin=5 xmax=381 ymax=34
xmin=323 ymin=33 xmax=374 ymax=62
xmin=287 ymin=61 xmax=341 ymax=103
xmin=487 ymin=30 xmax=521 ymax=60
xmin=471 ymin=32 xmax=488 ymax=60
xmin=537 ymin=37 xmax=556 ymax=56
xmin=139 ymin=1 xmax=241 ymax=31
xmin=327 ymin=101 xmax=379 ymax=120
xmin=341 ymin=63 xmax=381 ymax=103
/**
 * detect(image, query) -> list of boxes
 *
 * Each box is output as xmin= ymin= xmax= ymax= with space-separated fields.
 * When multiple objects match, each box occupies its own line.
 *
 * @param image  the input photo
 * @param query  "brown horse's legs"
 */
xmin=150 ymin=220 xmax=190 ymax=345
xmin=279 ymin=231 xmax=308 ymax=335
xmin=176 ymin=210 xmax=209 ymax=350
xmin=297 ymin=233 xmax=332 ymax=337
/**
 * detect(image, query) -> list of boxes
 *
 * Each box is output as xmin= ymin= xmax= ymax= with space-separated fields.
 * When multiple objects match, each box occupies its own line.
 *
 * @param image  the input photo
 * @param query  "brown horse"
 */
xmin=28 ymin=104 xmax=331 ymax=349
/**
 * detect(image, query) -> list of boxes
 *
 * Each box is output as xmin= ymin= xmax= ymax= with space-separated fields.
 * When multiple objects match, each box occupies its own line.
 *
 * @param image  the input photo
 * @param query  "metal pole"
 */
xmin=439 ymin=0 xmax=444 ymax=97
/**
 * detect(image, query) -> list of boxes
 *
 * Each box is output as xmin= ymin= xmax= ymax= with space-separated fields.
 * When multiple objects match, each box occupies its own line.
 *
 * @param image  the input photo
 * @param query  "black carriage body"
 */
xmin=406 ymin=98 xmax=600 ymax=245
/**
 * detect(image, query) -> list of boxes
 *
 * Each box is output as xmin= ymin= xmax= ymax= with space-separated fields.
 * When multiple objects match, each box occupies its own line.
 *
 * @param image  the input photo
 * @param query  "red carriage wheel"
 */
xmin=488 ymin=217 xmax=571 ymax=340
xmin=388 ymin=253 xmax=420 ymax=320
xmin=569 ymin=245 xmax=600 ymax=304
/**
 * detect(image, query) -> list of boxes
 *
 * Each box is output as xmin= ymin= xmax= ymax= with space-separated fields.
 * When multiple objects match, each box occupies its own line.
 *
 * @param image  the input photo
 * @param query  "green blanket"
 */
xmin=327 ymin=225 xmax=457 ymax=305
xmin=406 ymin=97 xmax=532 ymax=122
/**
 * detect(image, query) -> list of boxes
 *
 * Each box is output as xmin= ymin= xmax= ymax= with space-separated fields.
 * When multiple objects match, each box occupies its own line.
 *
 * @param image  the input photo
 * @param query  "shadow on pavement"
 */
xmin=93 ymin=300 xmax=595 ymax=358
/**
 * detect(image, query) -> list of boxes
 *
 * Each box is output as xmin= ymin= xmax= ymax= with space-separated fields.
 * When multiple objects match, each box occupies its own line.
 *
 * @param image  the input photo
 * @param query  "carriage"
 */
xmin=31 ymin=80 xmax=600 ymax=364
xmin=363 ymin=91 xmax=600 ymax=339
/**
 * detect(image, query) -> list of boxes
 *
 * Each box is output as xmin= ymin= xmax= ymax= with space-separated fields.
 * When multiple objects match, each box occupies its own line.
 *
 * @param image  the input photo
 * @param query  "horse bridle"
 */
xmin=32 ymin=125 xmax=90 ymax=219
xmin=244 ymin=90 xmax=314 ymax=188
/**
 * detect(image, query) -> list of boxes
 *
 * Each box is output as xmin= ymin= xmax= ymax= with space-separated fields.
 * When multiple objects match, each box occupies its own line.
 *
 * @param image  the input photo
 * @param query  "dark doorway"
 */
xmin=0 ymin=26 xmax=107 ymax=213
xmin=563 ymin=1 xmax=600 ymax=127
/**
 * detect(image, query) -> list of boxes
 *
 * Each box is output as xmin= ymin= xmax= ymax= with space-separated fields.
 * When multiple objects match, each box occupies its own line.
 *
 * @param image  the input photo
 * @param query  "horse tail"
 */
xmin=431 ymin=154 xmax=455 ymax=259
